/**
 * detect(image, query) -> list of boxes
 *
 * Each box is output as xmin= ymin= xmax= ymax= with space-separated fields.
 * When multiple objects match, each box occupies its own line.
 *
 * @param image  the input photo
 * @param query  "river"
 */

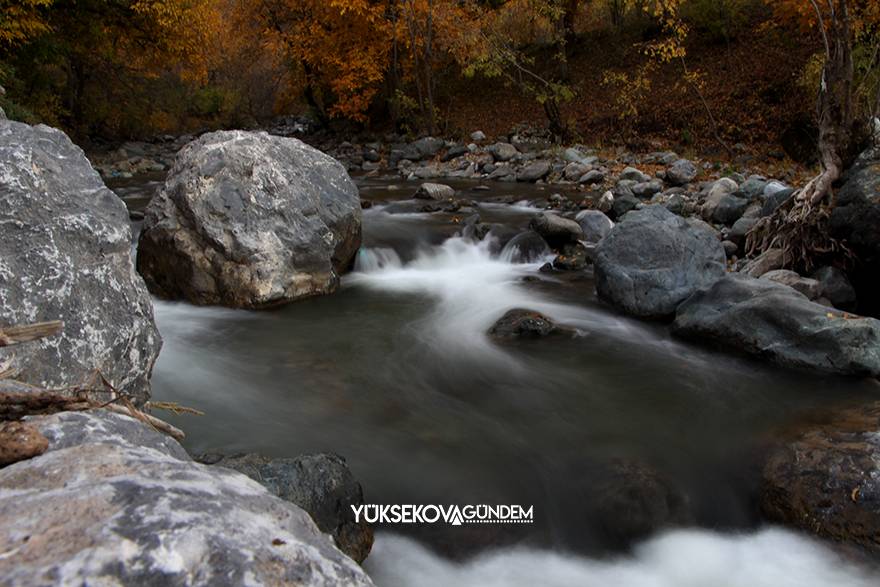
xmin=115 ymin=175 xmax=880 ymax=586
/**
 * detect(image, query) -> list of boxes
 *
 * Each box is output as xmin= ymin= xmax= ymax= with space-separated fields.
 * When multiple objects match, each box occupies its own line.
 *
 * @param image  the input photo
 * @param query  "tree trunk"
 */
xmin=746 ymin=0 xmax=859 ymax=270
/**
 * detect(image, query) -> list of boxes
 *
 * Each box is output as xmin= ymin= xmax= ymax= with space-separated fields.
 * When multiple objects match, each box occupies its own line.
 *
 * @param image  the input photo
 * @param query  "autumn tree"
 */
xmin=748 ymin=0 xmax=880 ymax=270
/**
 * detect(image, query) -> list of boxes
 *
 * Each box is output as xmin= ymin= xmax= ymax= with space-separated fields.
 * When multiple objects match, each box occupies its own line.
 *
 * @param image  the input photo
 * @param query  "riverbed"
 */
xmin=119 ymin=175 xmax=880 ymax=586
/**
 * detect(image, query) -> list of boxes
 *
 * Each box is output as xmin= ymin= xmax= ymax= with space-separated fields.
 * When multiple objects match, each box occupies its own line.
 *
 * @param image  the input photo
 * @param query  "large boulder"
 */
xmin=138 ymin=131 xmax=362 ymax=309
xmin=199 ymin=452 xmax=373 ymax=564
xmin=761 ymin=401 xmax=880 ymax=555
xmin=0 ymin=410 xmax=373 ymax=586
xmin=0 ymin=121 xmax=160 ymax=402
xmin=673 ymin=274 xmax=880 ymax=377
xmin=831 ymin=149 xmax=880 ymax=317
xmin=594 ymin=205 xmax=726 ymax=319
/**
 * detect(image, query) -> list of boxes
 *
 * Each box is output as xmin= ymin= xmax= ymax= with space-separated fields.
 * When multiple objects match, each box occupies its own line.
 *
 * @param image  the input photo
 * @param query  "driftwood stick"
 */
xmin=0 ymin=389 xmax=185 ymax=442
xmin=0 ymin=321 xmax=64 ymax=347
xmin=102 ymin=404 xmax=186 ymax=442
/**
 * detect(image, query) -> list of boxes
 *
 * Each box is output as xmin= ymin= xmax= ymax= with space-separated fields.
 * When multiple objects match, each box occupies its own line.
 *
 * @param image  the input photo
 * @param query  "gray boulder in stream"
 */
xmin=137 ymin=131 xmax=362 ymax=309
xmin=673 ymin=274 xmax=880 ymax=377
xmin=199 ymin=452 xmax=374 ymax=564
xmin=0 ymin=410 xmax=374 ymax=586
xmin=594 ymin=205 xmax=726 ymax=319
xmin=0 ymin=121 xmax=160 ymax=403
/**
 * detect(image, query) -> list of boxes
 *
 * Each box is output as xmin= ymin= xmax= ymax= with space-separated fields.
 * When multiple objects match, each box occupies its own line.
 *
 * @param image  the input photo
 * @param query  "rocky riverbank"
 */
xmin=0 ymin=119 xmax=376 ymax=585
xmin=4 ymin=113 xmax=880 ymax=584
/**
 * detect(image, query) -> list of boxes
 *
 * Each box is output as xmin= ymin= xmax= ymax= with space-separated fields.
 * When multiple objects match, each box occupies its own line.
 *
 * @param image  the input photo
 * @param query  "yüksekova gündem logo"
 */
xmin=351 ymin=504 xmax=534 ymax=526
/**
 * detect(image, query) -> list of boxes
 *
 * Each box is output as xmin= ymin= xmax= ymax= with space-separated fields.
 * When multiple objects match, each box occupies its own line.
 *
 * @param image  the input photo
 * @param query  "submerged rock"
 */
xmin=588 ymin=459 xmax=692 ymax=550
xmin=673 ymin=274 xmax=880 ymax=377
xmin=0 ymin=411 xmax=373 ymax=586
xmin=761 ymin=401 xmax=880 ymax=555
xmin=200 ymin=452 xmax=374 ymax=564
xmin=138 ymin=131 xmax=362 ymax=309
xmin=595 ymin=205 xmax=726 ymax=319
xmin=501 ymin=231 xmax=552 ymax=263
xmin=0 ymin=121 xmax=160 ymax=402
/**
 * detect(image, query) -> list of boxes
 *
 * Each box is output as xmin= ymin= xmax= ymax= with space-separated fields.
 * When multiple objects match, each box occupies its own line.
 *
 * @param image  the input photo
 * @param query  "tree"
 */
xmin=0 ymin=0 xmax=53 ymax=48
xmin=748 ymin=0 xmax=878 ymax=270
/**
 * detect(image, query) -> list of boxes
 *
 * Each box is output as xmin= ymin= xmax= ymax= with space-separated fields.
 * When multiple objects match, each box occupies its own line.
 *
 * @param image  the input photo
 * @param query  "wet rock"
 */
xmin=0 ymin=411 xmax=373 ymax=586
xmin=742 ymin=248 xmax=785 ymax=278
xmin=0 ymin=121 xmax=160 ymax=402
xmin=553 ymin=243 xmax=589 ymax=271
xmin=760 ymin=269 xmax=822 ymax=299
xmin=502 ymin=231 xmax=552 ymax=263
xmin=761 ymin=401 xmax=880 ymax=555
xmin=517 ymin=160 xmax=551 ymax=182
xmin=576 ymin=210 xmax=614 ymax=244
xmin=442 ymin=145 xmax=468 ymax=162
xmin=200 ymin=453 xmax=373 ymax=564
xmin=488 ymin=142 xmax=518 ymax=162
xmin=673 ymin=274 xmax=880 ymax=376
xmin=529 ymin=212 xmax=583 ymax=248
xmin=666 ymin=159 xmax=698 ymax=186
xmin=138 ymin=131 xmax=362 ymax=309
xmin=414 ymin=182 xmax=455 ymax=200
xmin=812 ymin=266 xmax=858 ymax=311
xmin=489 ymin=309 xmax=560 ymax=339
xmin=595 ymin=205 xmax=726 ymax=319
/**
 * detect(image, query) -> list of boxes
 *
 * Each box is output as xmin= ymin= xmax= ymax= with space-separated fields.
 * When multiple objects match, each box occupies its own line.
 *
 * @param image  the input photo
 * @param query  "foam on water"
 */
xmin=348 ymin=235 xmax=660 ymax=363
xmin=365 ymin=529 xmax=879 ymax=587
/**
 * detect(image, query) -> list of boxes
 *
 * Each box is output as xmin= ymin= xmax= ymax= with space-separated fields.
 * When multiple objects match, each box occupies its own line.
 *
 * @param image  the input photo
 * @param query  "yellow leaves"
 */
xmin=0 ymin=0 xmax=54 ymax=47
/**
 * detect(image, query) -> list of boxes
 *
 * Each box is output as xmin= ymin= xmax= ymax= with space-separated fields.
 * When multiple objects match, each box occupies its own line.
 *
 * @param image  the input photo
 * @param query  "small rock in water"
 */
xmin=414 ymin=182 xmax=456 ymax=200
xmin=529 ymin=212 xmax=583 ymax=248
xmin=489 ymin=309 xmax=561 ymax=339
xmin=553 ymin=243 xmax=589 ymax=271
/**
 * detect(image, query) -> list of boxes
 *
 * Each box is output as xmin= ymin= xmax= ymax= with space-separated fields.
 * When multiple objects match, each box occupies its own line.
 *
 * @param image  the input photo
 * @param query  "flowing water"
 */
xmin=120 ymin=176 xmax=880 ymax=585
